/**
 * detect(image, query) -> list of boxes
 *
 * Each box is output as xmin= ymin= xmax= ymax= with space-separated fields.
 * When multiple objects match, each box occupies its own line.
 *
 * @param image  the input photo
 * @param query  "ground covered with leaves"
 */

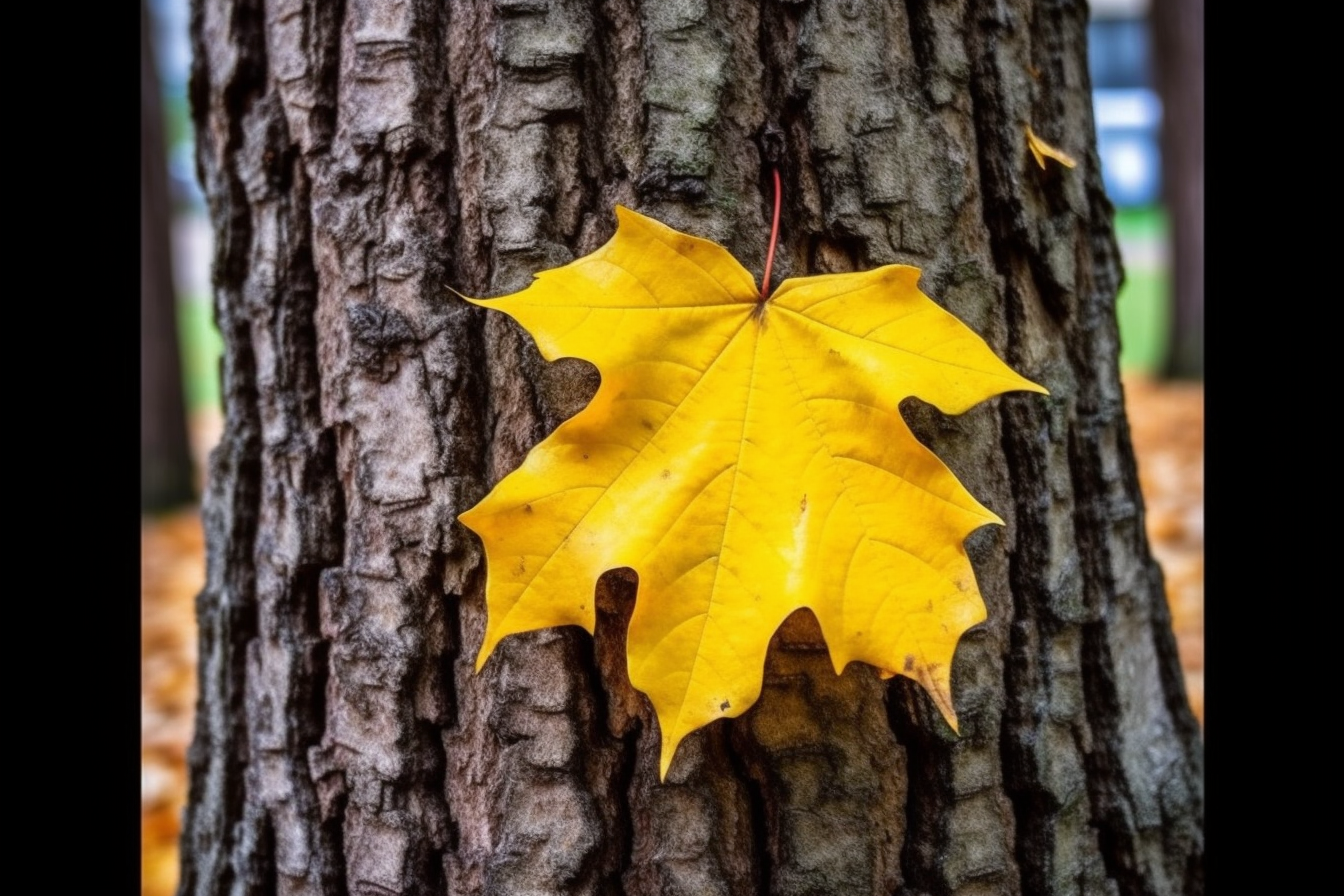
xmin=140 ymin=376 xmax=1203 ymax=896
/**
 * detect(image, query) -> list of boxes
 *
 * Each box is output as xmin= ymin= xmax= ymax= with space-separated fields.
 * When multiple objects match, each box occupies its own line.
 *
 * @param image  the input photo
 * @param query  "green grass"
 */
xmin=162 ymin=92 xmax=193 ymax=150
xmin=1113 ymin=205 xmax=1168 ymax=243
xmin=1112 ymin=205 xmax=1171 ymax=375
xmin=1115 ymin=267 xmax=1170 ymax=374
xmin=176 ymin=294 xmax=223 ymax=411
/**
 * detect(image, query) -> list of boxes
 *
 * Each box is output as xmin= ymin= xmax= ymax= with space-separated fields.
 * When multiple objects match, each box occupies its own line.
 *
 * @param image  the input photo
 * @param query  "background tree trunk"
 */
xmin=179 ymin=1 xmax=1203 ymax=894
xmin=1152 ymin=0 xmax=1203 ymax=379
xmin=143 ymin=0 xmax=196 ymax=512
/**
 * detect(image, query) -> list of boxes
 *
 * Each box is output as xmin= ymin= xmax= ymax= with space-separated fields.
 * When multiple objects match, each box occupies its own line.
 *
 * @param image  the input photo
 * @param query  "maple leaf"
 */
xmin=458 ymin=208 xmax=1047 ymax=778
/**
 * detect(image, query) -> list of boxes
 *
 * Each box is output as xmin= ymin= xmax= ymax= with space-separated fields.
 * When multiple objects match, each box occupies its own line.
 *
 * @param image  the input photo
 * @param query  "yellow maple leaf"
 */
xmin=1026 ymin=124 xmax=1078 ymax=169
xmin=459 ymin=208 xmax=1047 ymax=778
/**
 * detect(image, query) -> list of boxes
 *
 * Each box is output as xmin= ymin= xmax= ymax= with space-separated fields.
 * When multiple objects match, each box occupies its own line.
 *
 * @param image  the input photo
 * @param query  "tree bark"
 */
xmin=179 ymin=1 xmax=1204 ymax=895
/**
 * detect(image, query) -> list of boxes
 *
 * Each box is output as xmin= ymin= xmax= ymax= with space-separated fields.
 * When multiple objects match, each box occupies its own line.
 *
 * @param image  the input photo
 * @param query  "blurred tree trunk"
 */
xmin=142 ymin=0 xmax=195 ymax=511
xmin=1153 ymin=0 xmax=1203 ymax=379
xmin=178 ymin=1 xmax=1203 ymax=894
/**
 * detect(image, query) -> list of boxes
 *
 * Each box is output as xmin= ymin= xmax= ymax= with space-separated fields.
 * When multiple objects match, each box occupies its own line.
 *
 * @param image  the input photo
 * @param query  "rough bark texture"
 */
xmin=179 ymin=1 xmax=1204 ymax=894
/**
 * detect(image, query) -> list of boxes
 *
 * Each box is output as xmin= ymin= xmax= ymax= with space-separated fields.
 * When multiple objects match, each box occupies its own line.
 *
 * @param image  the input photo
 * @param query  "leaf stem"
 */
xmin=761 ymin=167 xmax=781 ymax=299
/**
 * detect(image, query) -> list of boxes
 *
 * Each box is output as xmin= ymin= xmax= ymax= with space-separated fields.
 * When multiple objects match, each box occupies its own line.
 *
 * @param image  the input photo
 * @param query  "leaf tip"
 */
xmin=919 ymin=664 xmax=961 ymax=735
xmin=473 ymin=598 xmax=503 ymax=674
xmin=613 ymin=204 xmax=650 ymax=231
xmin=447 ymin=284 xmax=489 ymax=308
xmin=474 ymin=632 xmax=500 ymax=674
xmin=456 ymin=507 xmax=487 ymax=547
xmin=1004 ymin=368 xmax=1050 ymax=399
xmin=657 ymin=728 xmax=681 ymax=782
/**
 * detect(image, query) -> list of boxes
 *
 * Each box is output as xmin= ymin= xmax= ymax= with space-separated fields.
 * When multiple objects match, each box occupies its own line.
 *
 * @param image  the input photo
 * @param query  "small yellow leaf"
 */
xmin=459 ymin=207 xmax=1047 ymax=778
xmin=1026 ymin=125 xmax=1078 ymax=169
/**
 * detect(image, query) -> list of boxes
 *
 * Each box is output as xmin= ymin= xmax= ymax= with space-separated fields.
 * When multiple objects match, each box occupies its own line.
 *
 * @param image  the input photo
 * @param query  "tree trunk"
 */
xmin=1152 ymin=0 xmax=1203 ymax=379
xmin=143 ymin=0 xmax=195 ymax=512
xmin=179 ymin=1 xmax=1203 ymax=894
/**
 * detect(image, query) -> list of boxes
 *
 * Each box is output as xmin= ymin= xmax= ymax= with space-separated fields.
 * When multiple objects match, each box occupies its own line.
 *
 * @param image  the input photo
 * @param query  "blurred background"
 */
xmin=140 ymin=0 xmax=1202 ymax=893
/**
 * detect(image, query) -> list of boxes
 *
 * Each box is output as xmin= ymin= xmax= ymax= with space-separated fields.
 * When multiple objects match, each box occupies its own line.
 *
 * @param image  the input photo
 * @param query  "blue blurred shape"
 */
xmin=1093 ymin=88 xmax=1162 ymax=206
xmin=1088 ymin=14 xmax=1163 ymax=207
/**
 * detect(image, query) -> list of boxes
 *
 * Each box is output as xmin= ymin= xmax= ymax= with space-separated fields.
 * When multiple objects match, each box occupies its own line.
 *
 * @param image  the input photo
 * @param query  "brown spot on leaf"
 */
xmin=523 ymin=504 xmax=533 ymax=514
xmin=720 ymin=700 xmax=730 ymax=711
xmin=903 ymin=654 xmax=915 ymax=672
xmin=661 ymin=469 xmax=671 ymax=480
xmin=799 ymin=494 xmax=808 ymax=513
